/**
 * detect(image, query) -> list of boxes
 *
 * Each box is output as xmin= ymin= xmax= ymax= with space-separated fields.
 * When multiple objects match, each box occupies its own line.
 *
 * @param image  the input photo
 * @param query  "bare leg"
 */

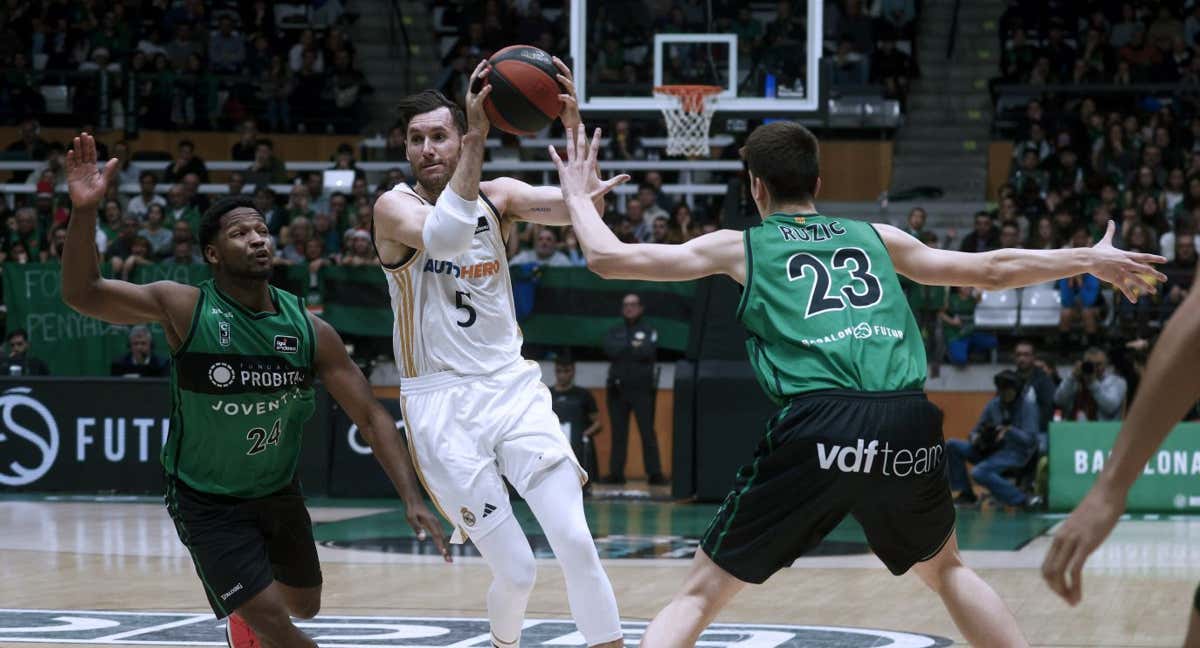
xmin=235 ymin=583 xmax=318 ymax=648
xmin=641 ymin=550 xmax=747 ymax=648
xmin=277 ymin=582 xmax=321 ymax=619
xmin=1183 ymin=591 xmax=1200 ymax=648
xmin=910 ymin=530 xmax=1028 ymax=648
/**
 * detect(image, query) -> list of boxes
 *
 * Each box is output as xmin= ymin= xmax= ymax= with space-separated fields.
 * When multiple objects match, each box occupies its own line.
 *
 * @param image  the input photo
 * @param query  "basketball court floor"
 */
xmin=1 ymin=490 xmax=1197 ymax=647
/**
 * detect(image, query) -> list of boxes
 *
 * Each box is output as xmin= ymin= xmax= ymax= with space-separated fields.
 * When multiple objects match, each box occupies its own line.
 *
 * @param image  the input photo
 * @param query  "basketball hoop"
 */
xmin=654 ymin=85 xmax=722 ymax=157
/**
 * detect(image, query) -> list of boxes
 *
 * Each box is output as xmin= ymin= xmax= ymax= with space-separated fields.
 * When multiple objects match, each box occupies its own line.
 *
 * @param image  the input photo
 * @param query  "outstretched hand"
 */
xmin=1090 ymin=220 xmax=1167 ymax=303
xmin=406 ymin=500 xmax=452 ymax=563
xmin=548 ymin=125 xmax=630 ymax=202
xmin=66 ymin=133 xmax=119 ymax=211
xmin=1041 ymin=482 xmax=1125 ymax=605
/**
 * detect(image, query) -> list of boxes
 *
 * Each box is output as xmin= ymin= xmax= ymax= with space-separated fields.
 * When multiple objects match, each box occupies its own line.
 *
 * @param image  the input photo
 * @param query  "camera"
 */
xmin=972 ymin=422 xmax=1002 ymax=455
xmin=1081 ymin=361 xmax=1095 ymax=375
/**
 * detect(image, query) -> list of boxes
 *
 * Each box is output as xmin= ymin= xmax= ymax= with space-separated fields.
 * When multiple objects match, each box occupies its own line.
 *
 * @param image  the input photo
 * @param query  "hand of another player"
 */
xmin=552 ymin=56 xmax=582 ymax=131
xmin=1041 ymin=480 xmax=1126 ymax=605
xmin=465 ymin=59 xmax=492 ymax=137
xmin=548 ymin=126 xmax=630 ymax=202
xmin=1089 ymin=220 xmax=1166 ymax=303
xmin=66 ymin=133 xmax=119 ymax=211
xmin=406 ymin=500 xmax=453 ymax=563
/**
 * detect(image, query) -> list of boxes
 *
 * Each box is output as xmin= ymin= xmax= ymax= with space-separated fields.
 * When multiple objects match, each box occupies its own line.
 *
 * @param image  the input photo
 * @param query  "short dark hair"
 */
xmin=139 ymin=170 xmax=157 ymax=182
xmin=199 ymin=195 xmax=262 ymax=258
xmin=7 ymin=329 xmax=28 ymax=343
xmin=394 ymin=90 xmax=467 ymax=135
xmin=994 ymin=369 xmax=1022 ymax=391
xmin=255 ymin=138 xmax=273 ymax=150
xmin=741 ymin=121 xmax=819 ymax=203
xmin=178 ymin=139 xmax=194 ymax=150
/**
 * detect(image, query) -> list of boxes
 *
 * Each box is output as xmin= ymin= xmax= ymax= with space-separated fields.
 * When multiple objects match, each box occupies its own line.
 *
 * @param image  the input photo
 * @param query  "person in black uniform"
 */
xmin=550 ymin=355 xmax=602 ymax=496
xmin=110 ymin=325 xmax=169 ymax=377
xmin=602 ymin=293 xmax=666 ymax=485
xmin=4 ymin=329 xmax=49 ymax=376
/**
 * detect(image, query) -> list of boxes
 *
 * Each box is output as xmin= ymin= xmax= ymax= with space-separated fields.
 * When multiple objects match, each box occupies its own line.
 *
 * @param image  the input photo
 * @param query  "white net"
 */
xmin=654 ymin=86 xmax=721 ymax=157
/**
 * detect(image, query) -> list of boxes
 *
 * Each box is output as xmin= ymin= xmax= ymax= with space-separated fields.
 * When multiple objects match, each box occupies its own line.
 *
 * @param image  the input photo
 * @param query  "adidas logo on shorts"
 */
xmin=482 ymin=503 xmax=497 ymax=518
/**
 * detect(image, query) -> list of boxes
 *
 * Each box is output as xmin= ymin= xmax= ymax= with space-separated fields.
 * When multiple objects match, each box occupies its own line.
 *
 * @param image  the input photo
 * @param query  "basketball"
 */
xmin=481 ymin=45 xmax=564 ymax=136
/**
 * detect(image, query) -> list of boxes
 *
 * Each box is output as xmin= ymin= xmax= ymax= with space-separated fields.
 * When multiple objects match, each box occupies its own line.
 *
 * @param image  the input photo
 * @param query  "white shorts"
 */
xmin=400 ymin=359 xmax=585 ymax=544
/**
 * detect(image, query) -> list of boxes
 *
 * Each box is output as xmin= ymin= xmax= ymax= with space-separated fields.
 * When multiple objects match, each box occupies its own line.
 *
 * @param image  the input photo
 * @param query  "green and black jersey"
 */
xmin=737 ymin=213 xmax=926 ymax=403
xmin=161 ymin=280 xmax=317 ymax=498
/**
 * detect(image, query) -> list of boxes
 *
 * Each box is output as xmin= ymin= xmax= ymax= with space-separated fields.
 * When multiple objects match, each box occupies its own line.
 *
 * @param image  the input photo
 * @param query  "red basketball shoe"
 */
xmin=225 ymin=613 xmax=261 ymax=648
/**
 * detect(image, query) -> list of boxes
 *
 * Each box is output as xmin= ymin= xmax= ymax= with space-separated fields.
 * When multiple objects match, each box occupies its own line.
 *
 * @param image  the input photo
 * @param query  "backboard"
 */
xmin=570 ymin=0 xmax=823 ymax=114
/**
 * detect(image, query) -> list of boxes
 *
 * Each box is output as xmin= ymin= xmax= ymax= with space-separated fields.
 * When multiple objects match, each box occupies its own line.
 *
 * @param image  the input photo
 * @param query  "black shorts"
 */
xmin=700 ymin=389 xmax=955 ymax=584
xmin=164 ymin=476 xmax=323 ymax=618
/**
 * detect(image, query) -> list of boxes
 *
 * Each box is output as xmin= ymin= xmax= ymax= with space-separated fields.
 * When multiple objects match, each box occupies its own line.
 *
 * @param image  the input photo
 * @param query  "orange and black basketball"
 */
xmin=480 ymin=45 xmax=564 ymax=136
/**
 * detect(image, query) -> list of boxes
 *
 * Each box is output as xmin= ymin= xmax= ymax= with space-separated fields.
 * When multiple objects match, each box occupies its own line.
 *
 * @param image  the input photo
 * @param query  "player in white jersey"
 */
xmin=372 ymin=60 xmax=629 ymax=648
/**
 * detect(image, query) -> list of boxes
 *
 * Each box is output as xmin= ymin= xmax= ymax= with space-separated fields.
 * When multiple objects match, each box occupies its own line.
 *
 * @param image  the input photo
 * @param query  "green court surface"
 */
xmin=314 ymin=499 xmax=1058 ymax=558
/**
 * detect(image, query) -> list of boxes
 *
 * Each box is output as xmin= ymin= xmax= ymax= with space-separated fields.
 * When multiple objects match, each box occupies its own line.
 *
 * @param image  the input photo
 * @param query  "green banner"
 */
xmin=3 ymin=263 xmax=697 ymax=375
xmin=3 ymin=263 xmax=307 ymax=376
xmin=319 ymin=265 xmax=392 ymax=337
xmin=519 ymin=267 xmax=696 ymax=351
xmin=1049 ymin=421 xmax=1200 ymax=512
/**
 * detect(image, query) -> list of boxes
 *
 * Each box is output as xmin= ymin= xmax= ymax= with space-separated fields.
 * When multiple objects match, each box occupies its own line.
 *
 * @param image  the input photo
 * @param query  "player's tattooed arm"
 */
xmin=484 ymin=177 xmax=576 ymax=226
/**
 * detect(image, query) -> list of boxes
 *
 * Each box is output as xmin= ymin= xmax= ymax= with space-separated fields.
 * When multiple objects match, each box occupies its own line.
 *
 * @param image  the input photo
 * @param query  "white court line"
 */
xmin=92 ymin=614 xmax=211 ymax=641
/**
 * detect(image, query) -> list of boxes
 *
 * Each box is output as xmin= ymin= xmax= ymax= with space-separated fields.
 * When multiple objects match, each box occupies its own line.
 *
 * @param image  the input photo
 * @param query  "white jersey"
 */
xmin=381 ymin=183 xmax=524 ymax=379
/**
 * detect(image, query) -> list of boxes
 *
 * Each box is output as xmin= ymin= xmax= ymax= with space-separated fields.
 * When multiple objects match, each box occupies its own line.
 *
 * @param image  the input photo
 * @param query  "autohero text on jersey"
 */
xmin=423 ymin=258 xmax=502 ymax=279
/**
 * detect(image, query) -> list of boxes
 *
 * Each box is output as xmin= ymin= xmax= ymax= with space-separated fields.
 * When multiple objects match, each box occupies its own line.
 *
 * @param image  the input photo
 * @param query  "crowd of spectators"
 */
xmin=996 ymin=1 xmax=1200 ymax=86
xmin=0 ymin=1 xmax=368 ymax=133
xmin=433 ymin=0 xmax=917 ymax=116
xmin=0 ymin=125 xmax=383 ymax=295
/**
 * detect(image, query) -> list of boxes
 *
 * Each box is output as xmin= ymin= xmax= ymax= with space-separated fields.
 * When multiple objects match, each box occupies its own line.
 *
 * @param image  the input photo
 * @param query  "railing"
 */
xmin=387 ymin=0 xmax=413 ymax=94
xmin=0 ymin=158 xmax=739 ymax=208
xmin=991 ymin=82 xmax=1200 ymax=135
xmin=947 ymin=0 xmax=962 ymax=60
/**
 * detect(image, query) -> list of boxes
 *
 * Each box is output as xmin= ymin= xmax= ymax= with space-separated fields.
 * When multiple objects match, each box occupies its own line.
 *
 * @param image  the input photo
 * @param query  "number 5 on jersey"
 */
xmin=455 ymin=291 xmax=477 ymax=328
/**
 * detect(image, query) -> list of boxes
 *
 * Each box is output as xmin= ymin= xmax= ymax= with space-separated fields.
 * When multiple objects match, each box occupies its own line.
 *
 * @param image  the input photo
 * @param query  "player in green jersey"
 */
xmin=61 ymin=133 xmax=449 ymax=648
xmin=548 ymin=123 xmax=1165 ymax=647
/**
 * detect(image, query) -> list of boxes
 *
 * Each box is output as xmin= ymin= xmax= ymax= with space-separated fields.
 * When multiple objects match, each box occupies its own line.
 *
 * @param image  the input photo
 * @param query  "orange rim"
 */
xmin=654 ymin=85 xmax=723 ymax=113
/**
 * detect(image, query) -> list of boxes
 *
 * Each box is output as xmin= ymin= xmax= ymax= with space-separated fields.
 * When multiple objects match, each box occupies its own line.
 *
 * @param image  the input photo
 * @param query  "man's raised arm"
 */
xmin=61 ymin=133 xmax=195 ymax=334
xmin=875 ymin=222 xmax=1165 ymax=303
xmin=547 ymin=126 xmax=744 ymax=283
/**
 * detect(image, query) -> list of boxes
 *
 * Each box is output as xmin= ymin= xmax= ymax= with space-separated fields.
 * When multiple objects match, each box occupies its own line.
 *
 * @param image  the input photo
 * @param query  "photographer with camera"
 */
xmin=947 ymin=370 xmax=1043 ymax=509
xmin=1054 ymin=347 xmax=1128 ymax=421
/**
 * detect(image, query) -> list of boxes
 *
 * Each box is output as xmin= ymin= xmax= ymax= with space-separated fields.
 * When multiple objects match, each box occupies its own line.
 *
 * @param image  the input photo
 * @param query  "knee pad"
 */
xmin=494 ymin=551 xmax=537 ymax=596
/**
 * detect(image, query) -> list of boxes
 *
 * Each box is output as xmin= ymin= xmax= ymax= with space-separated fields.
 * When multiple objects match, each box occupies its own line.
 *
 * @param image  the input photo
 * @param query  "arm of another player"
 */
xmin=310 ymin=315 xmax=451 ymax=562
xmin=1042 ymin=283 xmax=1200 ymax=605
xmin=874 ymin=222 xmax=1166 ymax=303
xmin=61 ymin=133 xmax=197 ymax=337
xmin=549 ymin=125 xmax=745 ymax=282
